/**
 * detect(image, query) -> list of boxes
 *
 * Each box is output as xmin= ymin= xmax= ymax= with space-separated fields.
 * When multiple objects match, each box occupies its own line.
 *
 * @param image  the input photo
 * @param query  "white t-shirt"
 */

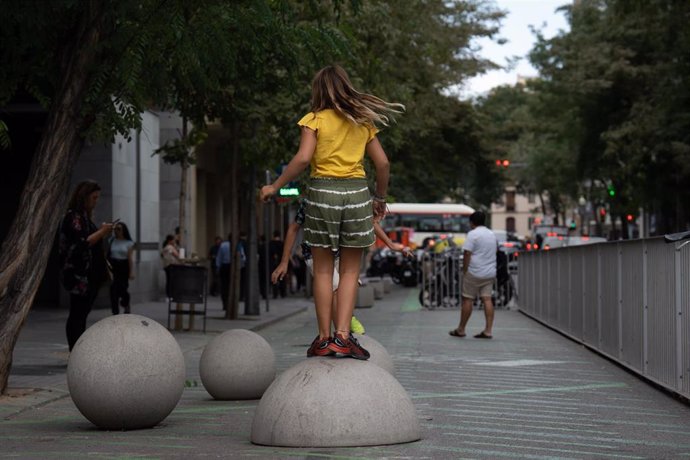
xmin=463 ymin=226 xmax=497 ymax=279
xmin=110 ymin=239 xmax=134 ymax=260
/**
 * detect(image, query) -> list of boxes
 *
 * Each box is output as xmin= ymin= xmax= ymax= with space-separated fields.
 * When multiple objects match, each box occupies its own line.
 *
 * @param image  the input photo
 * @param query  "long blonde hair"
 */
xmin=311 ymin=65 xmax=404 ymax=127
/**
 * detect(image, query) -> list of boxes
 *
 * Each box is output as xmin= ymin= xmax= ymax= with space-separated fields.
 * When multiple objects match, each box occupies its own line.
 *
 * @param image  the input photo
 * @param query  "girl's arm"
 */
xmin=261 ymin=128 xmax=317 ymax=201
xmin=374 ymin=222 xmax=412 ymax=257
xmin=365 ymin=138 xmax=390 ymax=221
xmin=272 ymin=222 xmax=301 ymax=283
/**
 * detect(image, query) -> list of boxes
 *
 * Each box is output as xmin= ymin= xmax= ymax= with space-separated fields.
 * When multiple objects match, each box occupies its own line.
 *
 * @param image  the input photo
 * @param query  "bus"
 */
xmin=380 ymin=202 xmax=475 ymax=248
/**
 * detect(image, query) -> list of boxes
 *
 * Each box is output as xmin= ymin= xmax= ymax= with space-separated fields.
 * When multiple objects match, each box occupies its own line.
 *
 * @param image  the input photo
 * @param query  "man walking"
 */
xmin=449 ymin=211 xmax=497 ymax=339
xmin=216 ymin=233 xmax=232 ymax=311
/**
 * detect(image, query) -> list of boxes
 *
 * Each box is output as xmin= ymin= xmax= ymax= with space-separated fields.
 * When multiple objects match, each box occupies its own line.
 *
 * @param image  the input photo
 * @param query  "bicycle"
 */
xmin=418 ymin=247 xmax=463 ymax=309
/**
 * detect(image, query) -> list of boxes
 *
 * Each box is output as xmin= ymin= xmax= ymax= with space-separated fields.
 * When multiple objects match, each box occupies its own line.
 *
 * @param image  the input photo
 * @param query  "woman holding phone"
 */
xmin=59 ymin=180 xmax=113 ymax=351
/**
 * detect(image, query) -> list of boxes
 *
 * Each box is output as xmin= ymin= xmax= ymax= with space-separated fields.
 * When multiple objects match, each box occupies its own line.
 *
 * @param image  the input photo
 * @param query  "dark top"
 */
xmin=59 ymin=210 xmax=107 ymax=296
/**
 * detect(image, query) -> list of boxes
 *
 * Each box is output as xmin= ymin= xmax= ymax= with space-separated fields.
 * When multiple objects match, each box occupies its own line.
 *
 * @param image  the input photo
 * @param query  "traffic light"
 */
xmin=495 ymin=159 xmax=510 ymax=168
xmin=599 ymin=207 xmax=606 ymax=222
xmin=626 ymin=214 xmax=634 ymax=222
xmin=607 ymin=184 xmax=616 ymax=197
xmin=568 ymin=220 xmax=576 ymax=230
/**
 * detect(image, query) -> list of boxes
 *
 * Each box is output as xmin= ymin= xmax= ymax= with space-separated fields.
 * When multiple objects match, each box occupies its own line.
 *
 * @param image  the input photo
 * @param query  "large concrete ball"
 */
xmin=353 ymin=334 xmax=395 ymax=375
xmin=251 ymin=358 xmax=420 ymax=447
xmin=67 ymin=314 xmax=185 ymax=430
xmin=199 ymin=329 xmax=276 ymax=400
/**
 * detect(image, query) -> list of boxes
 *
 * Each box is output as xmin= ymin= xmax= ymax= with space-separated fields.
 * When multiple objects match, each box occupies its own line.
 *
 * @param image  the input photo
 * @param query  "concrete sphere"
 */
xmin=67 ymin=314 xmax=185 ymax=430
xmin=199 ymin=329 xmax=275 ymax=400
xmin=353 ymin=334 xmax=395 ymax=375
xmin=251 ymin=358 xmax=420 ymax=447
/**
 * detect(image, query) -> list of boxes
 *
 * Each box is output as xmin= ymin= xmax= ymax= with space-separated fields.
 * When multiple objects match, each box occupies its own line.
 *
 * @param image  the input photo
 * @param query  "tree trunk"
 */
xmin=226 ymin=121 xmax=240 ymax=319
xmin=246 ymin=164 xmax=260 ymax=315
xmin=178 ymin=118 xmax=188 ymax=251
xmin=0 ymin=3 xmax=105 ymax=394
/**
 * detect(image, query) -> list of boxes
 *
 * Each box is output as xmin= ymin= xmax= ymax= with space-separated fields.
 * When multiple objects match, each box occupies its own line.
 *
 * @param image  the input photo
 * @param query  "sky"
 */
xmin=462 ymin=0 xmax=570 ymax=97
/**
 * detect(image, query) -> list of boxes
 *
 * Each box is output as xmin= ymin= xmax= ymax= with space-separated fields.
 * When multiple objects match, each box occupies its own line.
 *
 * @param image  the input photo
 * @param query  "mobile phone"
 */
xmin=111 ymin=218 xmax=121 ymax=225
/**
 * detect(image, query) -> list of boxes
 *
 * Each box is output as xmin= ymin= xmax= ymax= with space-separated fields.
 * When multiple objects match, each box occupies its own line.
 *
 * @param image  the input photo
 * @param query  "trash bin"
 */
xmin=166 ymin=264 xmax=207 ymax=332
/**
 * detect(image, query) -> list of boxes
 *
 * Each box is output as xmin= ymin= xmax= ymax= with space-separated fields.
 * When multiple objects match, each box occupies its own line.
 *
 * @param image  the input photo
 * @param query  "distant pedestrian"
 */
xmin=260 ymin=64 xmax=402 ymax=359
xmin=449 ymin=211 xmax=497 ymax=339
xmin=208 ymin=236 xmax=222 ymax=296
xmin=161 ymin=234 xmax=181 ymax=298
xmin=238 ymin=232 xmax=248 ymax=301
xmin=59 ymin=180 xmax=113 ymax=351
xmin=161 ymin=234 xmax=181 ymax=268
xmin=216 ymin=233 xmax=232 ymax=311
xmin=108 ymin=222 xmax=135 ymax=314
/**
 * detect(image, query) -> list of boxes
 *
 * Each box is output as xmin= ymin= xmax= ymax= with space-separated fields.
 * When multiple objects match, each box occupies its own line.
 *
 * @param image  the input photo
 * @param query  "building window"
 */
xmin=506 ymin=191 xmax=516 ymax=212
xmin=506 ymin=217 xmax=516 ymax=233
xmin=527 ymin=192 xmax=535 ymax=204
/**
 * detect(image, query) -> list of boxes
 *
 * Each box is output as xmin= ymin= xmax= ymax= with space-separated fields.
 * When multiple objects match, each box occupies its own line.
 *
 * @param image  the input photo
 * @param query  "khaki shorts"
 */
xmin=305 ymin=257 xmax=340 ymax=291
xmin=462 ymin=272 xmax=494 ymax=299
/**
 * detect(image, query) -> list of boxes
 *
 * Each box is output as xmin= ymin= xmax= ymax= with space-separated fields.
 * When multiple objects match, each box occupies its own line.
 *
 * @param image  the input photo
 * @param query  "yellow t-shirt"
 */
xmin=298 ymin=109 xmax=378 ymax=178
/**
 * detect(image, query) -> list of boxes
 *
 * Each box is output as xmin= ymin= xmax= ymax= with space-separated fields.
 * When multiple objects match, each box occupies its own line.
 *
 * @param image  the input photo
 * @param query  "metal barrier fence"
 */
xmin=518 ymin=237 xmax=690 ymax=399
xmin=419 ymin=249 xmax=516 ymax=309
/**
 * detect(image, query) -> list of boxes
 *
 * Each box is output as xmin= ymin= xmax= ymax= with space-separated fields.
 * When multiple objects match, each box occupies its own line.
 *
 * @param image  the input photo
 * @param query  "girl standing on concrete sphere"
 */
xmin=261 ymin=65 xmax=403 ymax=359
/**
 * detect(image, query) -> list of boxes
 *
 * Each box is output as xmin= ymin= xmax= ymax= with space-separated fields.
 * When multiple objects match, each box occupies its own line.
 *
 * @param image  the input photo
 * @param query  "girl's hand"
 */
xmin=271 ymin=262 xmax=288 ymax=284
xmin=260 ymin=185 xmax=276 ymax=202
xmin=391 ymin=242 xmax=404 ymax=252
xmin=373 ymin=200 xmax=386 ymax=222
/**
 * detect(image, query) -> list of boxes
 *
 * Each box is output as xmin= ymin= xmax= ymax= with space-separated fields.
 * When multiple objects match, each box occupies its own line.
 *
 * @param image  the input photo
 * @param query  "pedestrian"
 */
xmin=260 ymin=64 xmax=402 ymax=359
xmin=208 ymin=236 xmax=222 ymax=296
xmin=449 ymin=211 xmax=498 ymax=339
xmin=108 ymin=222 xmax=135 ymax=314
xmin=59 ymin=180 xmax=113 ymax=351
xmin=161 ymin=234 xmax=181 ymax=268
xmin=215 ymin=233 xmax=232 ymax=311
xmin=161 ymin=234 xmax=181 ymax=298
xmin=268 ymin=230 xmax=286 ymax=298
xmin=272 ymin=198 xmax=412 ymax=336
xmin=238 ymin=232 xmax=248 ymax=301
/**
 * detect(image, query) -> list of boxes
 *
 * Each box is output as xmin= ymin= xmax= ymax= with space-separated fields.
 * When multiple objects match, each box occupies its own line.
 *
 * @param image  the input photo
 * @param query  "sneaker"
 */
xmin=328 ymin=333 xmax=370 ymax=360
xmin=327 ymin=334 xmax=351 ymax=355
xmin=307 ymin=336 xmax=334 ymax=357
xmin=350 ymin=316 xmax=366 ymax=335
xmin=347 ymin=333 xmax=370 ymax=360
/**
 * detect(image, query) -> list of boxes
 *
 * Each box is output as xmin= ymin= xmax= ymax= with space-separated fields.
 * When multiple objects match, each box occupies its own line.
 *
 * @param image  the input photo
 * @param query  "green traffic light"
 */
xmin=608 ymin=189 xmax=615 ymax=197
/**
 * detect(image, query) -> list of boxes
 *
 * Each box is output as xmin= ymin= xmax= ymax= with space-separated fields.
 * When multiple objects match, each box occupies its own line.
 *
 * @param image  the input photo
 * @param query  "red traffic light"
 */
xmin=599 ymin=208 xmax=606 ymax=217
xmin=502 ymin=159 xmax=510 ymax=167
xmin=626 ymin=214 xmax=634 ymax=222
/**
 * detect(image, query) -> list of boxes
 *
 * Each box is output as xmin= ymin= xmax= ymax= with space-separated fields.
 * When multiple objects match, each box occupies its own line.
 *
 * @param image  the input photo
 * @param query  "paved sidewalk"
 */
xmin=3 ymin=286 xmax=690 ymax=459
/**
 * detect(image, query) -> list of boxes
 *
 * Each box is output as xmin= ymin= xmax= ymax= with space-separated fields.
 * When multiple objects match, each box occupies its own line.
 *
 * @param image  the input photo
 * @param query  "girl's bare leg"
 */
xmin=311 ymin=247 xmax=335 ymax=338
xmin=334 ymin=247 xmax=363 ymax=336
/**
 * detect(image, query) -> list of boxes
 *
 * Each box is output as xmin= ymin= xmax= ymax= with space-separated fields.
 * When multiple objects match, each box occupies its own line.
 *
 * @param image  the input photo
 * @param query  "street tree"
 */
xmin=0 ymin=0 xmax=349 ymax=394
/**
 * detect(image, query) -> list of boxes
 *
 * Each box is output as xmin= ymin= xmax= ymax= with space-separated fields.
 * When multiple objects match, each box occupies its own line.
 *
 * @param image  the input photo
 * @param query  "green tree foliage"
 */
xmin=341 ymin=0 xmax=505 ymax=206
xmin=526 ymin=0 xmax=690 ymax=233
xmin=260 ymin=0 xmax=506 ymax=206
xmin=0 ymin=0 xmax=353 ymax=393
